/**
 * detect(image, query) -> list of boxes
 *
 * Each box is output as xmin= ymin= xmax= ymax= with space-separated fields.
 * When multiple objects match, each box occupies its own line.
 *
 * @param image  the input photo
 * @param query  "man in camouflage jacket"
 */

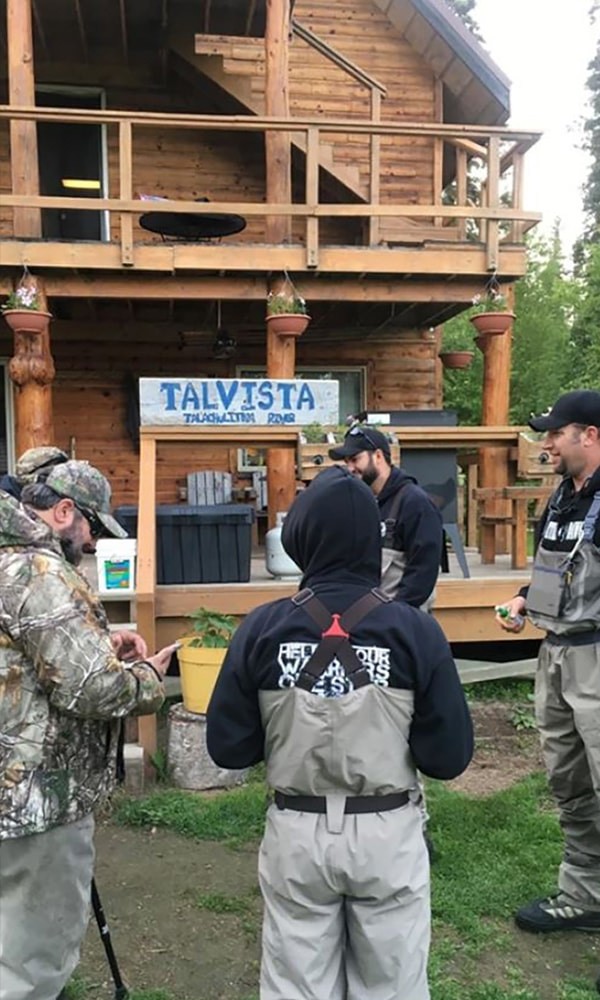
xmin=0 ymin=458 xmax=175 ymax=1000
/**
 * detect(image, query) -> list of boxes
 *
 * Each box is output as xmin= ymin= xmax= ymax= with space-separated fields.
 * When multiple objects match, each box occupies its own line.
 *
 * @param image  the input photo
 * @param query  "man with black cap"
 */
xmin=328 ymin=426 xmax=443 ymax=609
xmin=207 ymin=466 xmax=473 ymax=1000
xmin=496 ymin=389 xmax=600 ymax=938
xmin=0 ymin=459 xmax=178 ymax=1000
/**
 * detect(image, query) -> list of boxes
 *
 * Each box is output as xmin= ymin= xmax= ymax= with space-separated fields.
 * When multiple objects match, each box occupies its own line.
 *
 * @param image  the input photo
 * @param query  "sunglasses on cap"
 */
xmin=346 ymin=426 xmax=385 ymax=452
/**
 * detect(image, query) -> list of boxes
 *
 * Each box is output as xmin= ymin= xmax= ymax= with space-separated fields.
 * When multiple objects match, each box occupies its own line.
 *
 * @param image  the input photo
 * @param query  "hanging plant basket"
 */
xmin=439 ymin=350 xmax=474 ymax=370
xmin=474 ymin=334 xmax=487 ymax=352
xmin=2 ymin=309 xmax=52 ymax=334
xmin=469 ymin=311 xmax=515 ymax=336
xmin=265 ymin=312 xmax=311 ymax=337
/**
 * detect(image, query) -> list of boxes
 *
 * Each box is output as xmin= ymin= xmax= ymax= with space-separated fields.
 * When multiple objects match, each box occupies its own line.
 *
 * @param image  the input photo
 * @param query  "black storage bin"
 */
xmin=114 ymin=504 xmax=255 ymax=584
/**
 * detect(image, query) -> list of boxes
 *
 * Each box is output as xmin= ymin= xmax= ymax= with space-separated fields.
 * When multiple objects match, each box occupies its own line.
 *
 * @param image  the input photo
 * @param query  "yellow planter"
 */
xmin=178 ymin=643 xmax=227 ymax=715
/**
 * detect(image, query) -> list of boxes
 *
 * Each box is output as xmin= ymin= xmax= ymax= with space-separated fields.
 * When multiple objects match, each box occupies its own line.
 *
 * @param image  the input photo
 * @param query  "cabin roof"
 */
xmin=373 ymin=0 xmax=511 ymax=124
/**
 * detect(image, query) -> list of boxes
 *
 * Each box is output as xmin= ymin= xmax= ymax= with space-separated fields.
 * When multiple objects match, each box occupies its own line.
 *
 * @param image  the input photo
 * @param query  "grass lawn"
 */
xmin=66 ymin=760 xmax=599 ymax=1000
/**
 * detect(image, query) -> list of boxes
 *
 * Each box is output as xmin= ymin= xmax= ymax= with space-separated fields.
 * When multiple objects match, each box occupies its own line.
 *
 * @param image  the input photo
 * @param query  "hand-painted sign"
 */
xmin=139 ymin=378 xmax=339 ymax=426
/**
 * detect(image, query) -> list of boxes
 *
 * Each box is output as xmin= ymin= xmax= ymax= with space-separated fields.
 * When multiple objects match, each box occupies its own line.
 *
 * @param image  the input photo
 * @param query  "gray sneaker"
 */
xmin=515 ymin=894 xmax=600 ymax=933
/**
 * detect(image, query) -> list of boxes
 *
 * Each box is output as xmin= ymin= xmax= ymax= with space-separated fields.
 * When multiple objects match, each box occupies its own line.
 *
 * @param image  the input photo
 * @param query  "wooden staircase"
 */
xmin=170 ymin=31 xmax=366 ymax=202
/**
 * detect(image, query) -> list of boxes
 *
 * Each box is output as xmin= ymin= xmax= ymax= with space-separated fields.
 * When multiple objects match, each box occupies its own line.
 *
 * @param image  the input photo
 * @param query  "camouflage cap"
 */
xmin=15 ymin=446 xmax=69 ymax=485
xmin=45 ymin=460 xmax=127 ymax=539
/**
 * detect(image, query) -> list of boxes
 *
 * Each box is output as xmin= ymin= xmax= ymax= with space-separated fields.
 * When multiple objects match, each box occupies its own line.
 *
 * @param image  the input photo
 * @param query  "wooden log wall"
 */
xmin=0 ymin=319 xmax=441 ymax=506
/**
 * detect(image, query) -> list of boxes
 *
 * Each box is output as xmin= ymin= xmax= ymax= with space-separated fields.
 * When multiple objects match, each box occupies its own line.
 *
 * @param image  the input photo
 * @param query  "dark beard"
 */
xmin=360 ymin=459 xmax=378 ymax=487
xmin=59 ymin=534 xmax=82 ymax=566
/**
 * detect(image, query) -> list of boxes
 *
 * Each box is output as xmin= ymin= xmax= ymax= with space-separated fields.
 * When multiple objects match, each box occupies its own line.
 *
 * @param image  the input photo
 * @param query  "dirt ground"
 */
xmin=76 ymin=701 xmax=598 ymax=1000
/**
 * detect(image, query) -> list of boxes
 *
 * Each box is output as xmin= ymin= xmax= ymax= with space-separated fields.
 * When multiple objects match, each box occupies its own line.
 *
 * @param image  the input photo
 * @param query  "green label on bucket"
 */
xmin=104 ymin=560 xmax=131 ymax=589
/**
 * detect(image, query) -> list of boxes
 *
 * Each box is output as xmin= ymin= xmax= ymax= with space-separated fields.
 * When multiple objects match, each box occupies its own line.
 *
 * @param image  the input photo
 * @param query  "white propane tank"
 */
xmin=265 ymin=512 xmax=302 ymax=579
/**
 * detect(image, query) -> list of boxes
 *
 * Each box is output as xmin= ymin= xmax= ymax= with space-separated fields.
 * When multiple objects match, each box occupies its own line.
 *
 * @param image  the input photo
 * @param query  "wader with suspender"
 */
xmin=274 ymin=586 xmax=410 ymax=816
xmin=381 ymin=484 xmax=435 ymax=612
xmin=527 ymin=489 xmax=600 ymax=638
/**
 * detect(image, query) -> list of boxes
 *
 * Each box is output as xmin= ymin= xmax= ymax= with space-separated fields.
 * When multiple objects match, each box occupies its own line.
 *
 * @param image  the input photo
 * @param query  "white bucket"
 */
xmin=95 ymin=539 xmax=137 ymax=596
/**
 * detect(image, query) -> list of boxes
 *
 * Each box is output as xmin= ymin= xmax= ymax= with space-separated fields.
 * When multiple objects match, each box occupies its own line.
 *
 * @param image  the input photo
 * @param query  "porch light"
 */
xmin=61 ymin=179 xmax=101 ymax=190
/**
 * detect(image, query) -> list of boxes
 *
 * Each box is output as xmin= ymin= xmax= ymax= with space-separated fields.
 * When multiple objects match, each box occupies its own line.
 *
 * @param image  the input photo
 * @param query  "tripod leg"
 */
xmin=91 ymin=879 xmax=130 ymax=1000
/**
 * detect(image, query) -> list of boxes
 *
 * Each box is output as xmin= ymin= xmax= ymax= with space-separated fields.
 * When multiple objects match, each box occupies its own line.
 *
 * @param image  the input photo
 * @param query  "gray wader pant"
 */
xmin=258 ymin=801 xmax=430 ymax=1000
xmin=0 ymin=814 xmax=95 ymax=1000
xmin=536 ymin=637 xmax=600 ymax=910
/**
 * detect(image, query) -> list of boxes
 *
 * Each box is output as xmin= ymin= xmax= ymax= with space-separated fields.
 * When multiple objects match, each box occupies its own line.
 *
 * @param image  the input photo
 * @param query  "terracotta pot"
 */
xmin=265 ymin=313 xmax=310 ymax=336
xmin=474 ymin=334 xmax=487 ymax=352
xmin=469 ymin=311 xmax=515 ymax=336
xmin=2 ymin=309 xmax=52 ymax=334
xmin=439 ymin=350 xmax=474 ymax=370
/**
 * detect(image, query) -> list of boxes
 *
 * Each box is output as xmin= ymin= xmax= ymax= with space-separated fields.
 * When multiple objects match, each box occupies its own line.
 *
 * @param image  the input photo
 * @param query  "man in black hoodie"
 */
xmin=497 ymin=390 xmax=600 ymax=939
xmin=328 ymin=426 xmax=442 ymax=609
xmin=207 ymin=466 xmax=473 ymax=1000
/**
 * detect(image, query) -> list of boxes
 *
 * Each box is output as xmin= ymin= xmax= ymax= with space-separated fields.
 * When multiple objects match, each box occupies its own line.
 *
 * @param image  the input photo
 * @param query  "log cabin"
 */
xmin=0 ymin=0 xmax=544 ymax=755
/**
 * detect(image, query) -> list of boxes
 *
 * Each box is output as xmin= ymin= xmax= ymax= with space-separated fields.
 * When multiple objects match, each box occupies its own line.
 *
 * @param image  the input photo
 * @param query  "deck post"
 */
xmin=478 ymin=284 xmax=514 ymax=560
xmin=7 ymin=0 xmax=41 ymax=238
xmin=7 ymin=276 xmax=56 ymax=454
xmin=265 ymin=0 xmax=297 ymax=528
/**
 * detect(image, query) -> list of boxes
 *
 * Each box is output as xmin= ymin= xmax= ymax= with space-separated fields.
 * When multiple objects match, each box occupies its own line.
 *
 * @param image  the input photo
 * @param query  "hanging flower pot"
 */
xmin=474 ymin=334 xmax=487 ymax=352
xmin=439 ymin=350 xmax=474 ymax=370
xmin=265 ymin=312 xmax=311 ymax=337
xmin=2 ymin=309 xmax=52 ymax=334
xmin=470 ymin=311 xmax=515 ymax=336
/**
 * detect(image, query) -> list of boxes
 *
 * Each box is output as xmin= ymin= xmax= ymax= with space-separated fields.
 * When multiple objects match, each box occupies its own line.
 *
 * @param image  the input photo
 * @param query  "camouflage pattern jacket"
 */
xmin=0 ymin=491 xmax=164 ymax=840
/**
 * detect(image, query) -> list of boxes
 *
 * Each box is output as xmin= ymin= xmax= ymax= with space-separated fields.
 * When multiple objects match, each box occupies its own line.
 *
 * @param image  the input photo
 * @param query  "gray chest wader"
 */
xmin=527 ymin=489 xmax=600 ymax=638
xmin=273 ymin=586 xmax=410 ymax=817
xmin=381 ymin=485 xmax=435 ymax=612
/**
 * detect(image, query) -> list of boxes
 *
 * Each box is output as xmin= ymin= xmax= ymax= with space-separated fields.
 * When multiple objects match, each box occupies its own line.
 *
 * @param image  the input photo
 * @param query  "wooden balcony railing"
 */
xmin=0 ymin=105 xmax=542 ymax=271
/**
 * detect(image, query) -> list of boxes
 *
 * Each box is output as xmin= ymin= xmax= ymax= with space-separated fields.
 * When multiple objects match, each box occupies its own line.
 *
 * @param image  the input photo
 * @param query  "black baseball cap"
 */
xmin=528 ymin=390 xmax=600 ymax=432
xmin=329 ymin=426 xmax=392 ymax=460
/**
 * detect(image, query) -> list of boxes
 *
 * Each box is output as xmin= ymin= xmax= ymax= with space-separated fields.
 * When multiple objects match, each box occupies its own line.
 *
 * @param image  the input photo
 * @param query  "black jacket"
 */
xmin=0 ymin=475 xmax=21 ymax=500
xmin=207 ymin=466 xmax=473 ymax=780
xmin=519 ymin=464 xmax=600 ymax=599
xmin=377 ymin=466 xmax=443 ymax=606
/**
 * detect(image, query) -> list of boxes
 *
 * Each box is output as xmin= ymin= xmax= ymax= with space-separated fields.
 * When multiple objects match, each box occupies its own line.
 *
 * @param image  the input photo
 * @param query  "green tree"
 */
xmin=440 ymin=233 xmax=578 ymax=424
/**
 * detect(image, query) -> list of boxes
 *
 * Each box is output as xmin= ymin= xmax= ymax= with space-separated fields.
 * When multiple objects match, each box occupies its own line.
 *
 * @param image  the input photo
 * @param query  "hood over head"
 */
xmin=281 ymin=465 xmax=382 ymax=588
xmin=0 ymin=489 xmax=61 ymax=553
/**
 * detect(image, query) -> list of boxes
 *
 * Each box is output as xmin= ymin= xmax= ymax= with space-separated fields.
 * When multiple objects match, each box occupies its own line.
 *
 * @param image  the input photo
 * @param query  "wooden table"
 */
xmin=472 ymin=485 xmax=554 ymax=569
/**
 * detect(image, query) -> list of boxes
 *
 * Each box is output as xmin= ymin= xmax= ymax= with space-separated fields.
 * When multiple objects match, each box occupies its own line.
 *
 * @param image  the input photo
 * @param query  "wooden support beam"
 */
xmin=119 ymin=120 xmax=134 ymax=265
xmin=7 ymin=276 xmax=56 ymax=454
xmin=478 ymin=284 xmax=514 ymax=561
xmin=136 ymin=432 xmax=157 ymax=760
xmin=486 ymin=136 xmax=500 ymax=271
xmin=7 ymin=0 xmax=41 ymax=237
xmin=265 ymin=0 xmax=295 ymax=527
xmin=368 ymin=89 xmax=381 ymax=246
xmin=11 ymin=274 xmax=489 ymax=303
xmin=305 ymin=126 xmax=319 ymax=267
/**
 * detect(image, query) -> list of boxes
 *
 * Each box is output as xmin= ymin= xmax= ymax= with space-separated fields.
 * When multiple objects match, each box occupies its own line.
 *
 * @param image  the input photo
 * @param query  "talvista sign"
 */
xmin=139 ymin=378 xmax=339 ymax=426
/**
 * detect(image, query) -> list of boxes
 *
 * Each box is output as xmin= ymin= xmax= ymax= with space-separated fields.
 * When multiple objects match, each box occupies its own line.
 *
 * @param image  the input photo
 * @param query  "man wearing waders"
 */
xmin=497 ymin=390 xmax=600 ymax=935
xmin=207 ymin=466 xmax=473 ymax=1000
xmin=329 ymin=425 xmax=444 ymax=858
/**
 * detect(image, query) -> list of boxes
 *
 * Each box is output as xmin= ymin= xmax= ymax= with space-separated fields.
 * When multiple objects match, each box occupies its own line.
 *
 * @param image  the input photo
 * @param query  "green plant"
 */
xmin=183 ymin=607 xmax=237 ymax=648
xmin=471 ymin=291 xmax=509 ymax=313
xmin=266 ymin=289 xmax=308 ymax=316
xmin=302 ymin=422 xmax=326 ymax=443
xmin=510 ymin=694 xmax=537 ymax=731
xmin=2 ymin=285 xmax=40 ymax=311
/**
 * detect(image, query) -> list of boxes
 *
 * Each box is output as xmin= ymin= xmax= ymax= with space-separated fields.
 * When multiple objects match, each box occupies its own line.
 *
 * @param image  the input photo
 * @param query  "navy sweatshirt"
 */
xmin=377 ymin=466 xmax=443 ymax=607
xmin=207 ymin=466 xmax=473 ymax=781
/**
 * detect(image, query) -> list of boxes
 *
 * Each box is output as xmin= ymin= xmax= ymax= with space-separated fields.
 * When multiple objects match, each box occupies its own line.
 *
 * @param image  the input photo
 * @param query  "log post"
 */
xmin=265 ymin=0 xmax=296 ymax=528
xmin=7 ymin=0 xmax=41 ymax=237
xmin=478 ymin=285 xmax=514 ymax=561
xmin=7 ymin=277 xmax=55 ymax=453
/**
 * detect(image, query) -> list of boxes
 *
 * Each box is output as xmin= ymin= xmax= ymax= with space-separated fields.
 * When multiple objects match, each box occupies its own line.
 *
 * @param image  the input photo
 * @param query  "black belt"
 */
xmin=274 ymin=790 xmax=409 ymax=814
xmin=546 ymin=629 xmax=600 ymax=647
